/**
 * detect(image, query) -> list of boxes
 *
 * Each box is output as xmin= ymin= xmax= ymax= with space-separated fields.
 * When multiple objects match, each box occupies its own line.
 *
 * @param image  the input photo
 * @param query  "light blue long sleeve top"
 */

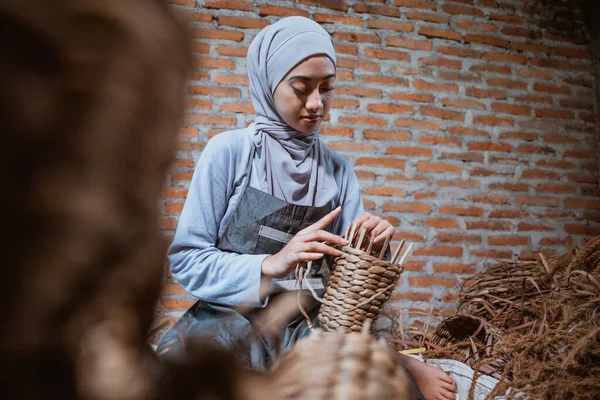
xmin=168 ymin=127 xmax=365 ymax=308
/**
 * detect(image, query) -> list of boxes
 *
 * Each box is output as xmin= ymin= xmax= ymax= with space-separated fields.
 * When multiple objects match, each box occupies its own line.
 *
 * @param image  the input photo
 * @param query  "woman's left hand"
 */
xmin=350 ymin=212 xmax=395 ymax=251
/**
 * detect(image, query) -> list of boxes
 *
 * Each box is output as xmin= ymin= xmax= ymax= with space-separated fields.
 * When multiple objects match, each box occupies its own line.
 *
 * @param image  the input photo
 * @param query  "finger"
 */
xmin=297 ymin=252 xmax=325 ymax=261
xmin=439 ymin=388 xmax=456 ymax=400
xmin=374 ymin=225 xmax=395 ymax=244
xmin=352 ymin=212 xmax=372 ymax=231
xmin=305 ymin=230 xmax=348 ymax=247
xmin=303 ymin=206 xmax=342 ymax=232
xmin=360 ymin=215 xmax=382 ymax=233
xmin=441 ymin=381 xmax=457 ymax=393
xmin=439 ymin=373 xmax=455 ymax=386
xmin=301 ymin=242 xmax=342 ymax=257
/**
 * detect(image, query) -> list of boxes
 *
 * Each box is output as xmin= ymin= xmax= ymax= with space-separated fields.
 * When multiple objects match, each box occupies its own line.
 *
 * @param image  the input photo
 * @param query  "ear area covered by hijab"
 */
xmin=247 ymin=16 xmax=339 ymax=207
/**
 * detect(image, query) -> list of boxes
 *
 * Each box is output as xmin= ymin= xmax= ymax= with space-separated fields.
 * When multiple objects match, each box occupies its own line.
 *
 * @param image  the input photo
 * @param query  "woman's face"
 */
xmin=273 ymin=55 xmax=336 ymax=134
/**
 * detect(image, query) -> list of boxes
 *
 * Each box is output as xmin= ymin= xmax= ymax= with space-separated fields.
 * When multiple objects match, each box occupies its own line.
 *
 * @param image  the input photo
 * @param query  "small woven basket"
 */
xmin=269 ymin=329 xmax=414 ymax=399
xmin=317 ymin=246 xmax=404 ymax=333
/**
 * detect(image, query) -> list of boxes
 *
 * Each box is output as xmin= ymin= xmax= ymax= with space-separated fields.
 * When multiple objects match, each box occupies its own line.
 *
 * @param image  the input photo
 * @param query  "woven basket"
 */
xmin=269 ymin=329 xmax=414 ymax=399
xmin=317 ymin=246 xmax=404 ymax=333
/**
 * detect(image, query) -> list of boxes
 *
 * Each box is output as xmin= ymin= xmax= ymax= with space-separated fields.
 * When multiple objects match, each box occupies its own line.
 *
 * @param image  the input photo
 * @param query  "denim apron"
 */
xmin=157 ymin=146 xmax=334 ymax=371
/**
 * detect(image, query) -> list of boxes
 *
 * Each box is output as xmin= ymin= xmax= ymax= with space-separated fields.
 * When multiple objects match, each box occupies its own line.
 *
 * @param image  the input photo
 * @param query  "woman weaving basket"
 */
xmin=158 ymin=16 xmax=457 ymax=400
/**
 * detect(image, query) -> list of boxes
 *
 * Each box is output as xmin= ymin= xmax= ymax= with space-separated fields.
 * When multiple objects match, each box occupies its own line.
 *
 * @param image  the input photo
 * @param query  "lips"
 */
xmin=302 ymin=115 xmax=321 ymax=122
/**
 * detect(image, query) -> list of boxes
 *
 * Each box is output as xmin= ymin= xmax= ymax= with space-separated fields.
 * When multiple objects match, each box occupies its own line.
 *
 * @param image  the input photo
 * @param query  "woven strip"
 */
xmin=317 ymin=246 xmax=404 ymax=333
xmin=269 ymin=330 xmax=413 ymax=400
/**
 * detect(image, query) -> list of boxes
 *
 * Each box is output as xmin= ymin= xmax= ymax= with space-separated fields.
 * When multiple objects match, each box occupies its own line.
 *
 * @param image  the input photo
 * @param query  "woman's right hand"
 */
xmin=261 ymin=206 xmax=348 ymax=279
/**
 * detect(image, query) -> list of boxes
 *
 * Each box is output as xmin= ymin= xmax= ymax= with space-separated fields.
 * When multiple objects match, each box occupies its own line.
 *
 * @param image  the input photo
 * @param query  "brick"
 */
xmin=259 ymin=5 xmax=309 ymax=17
xmin=217 ymin=16 xmax=269 ymax=29
xmin=436 ymin=233 xmax=481 ymax=244
xmin=355 ymin=170 xmax=376 ymax=180
xmin=438 ymin=179 xmax=480 ymax=188
xmin=393 ymin=0 xmax=436 ymax=9
xmin=364 ymin=199 xmax=376 ymax=210
xmin=188 ymin=86 xmax=241 ymax=97
xmin=521 ymin=169 xmax=560 ymax=180
xmin=426 ymin=218 xmax=459 ymax=229
xmin=530 ymin=58 xmax=570 ymax=69
xmin=405 ymin=10 xmax=450 ymax=23
xmin=408 ymin=276 xmax=456 ymax=288
xmin=516 ymin=196 xmax=558 ymax=207
xmin=395 ymin=118 xmax=440 ymax=130
xmin=419 ymin=57 xmax=462 ymax=69
xmin=390 ymin=92 xmax=435 ymax=103
xmin=441 ymin=98 xmax=485 ymax=110
xmin=442 ymin=3 xmax=484 ymax=16
xmin=568 ymin=173 xmax=597 ymax=184
xmin=390 ymin=291 xmax=432 ymax=301
xmin=299 ymin=0 xmax=348 ymax=11
xmin=470 ymin=64 xmax=511 ymax=75
xmin=333 ymin=31 xmax=380 ymax=43
xmin=564 ymin=199 xmax=600 ymax=210
xmin=314 ymin=13 xmax=361 ymax=26
xmin=440 ymin=205 xmax=484 ymax=217
xmin=355 ymin=3 xmax=400 ymax=17
xmin=362 ymin=75 xmax=410 ymax=86
xmin=337 ymin=71 xmax=354 ymax=81
xmin=467 ymin=142 xmax=511 ymax=152
xmin=365 ymin=48 xmax=411 ymax=61
xmin=466 ymin=87 xmax=507 ymax=100
xmin=516 ymin=69 xmax=552 ymax=80
xmin=191 ymin=43 xmax=210 ymax=54
xmin=385 ymin=146 xmax=432 ymax=157
xmin=465 ymin=34 xmax=509 ymax=49
xmin=204 ymin=0 xmax=253 ymax=10
xmin=187 ymin=99 xmax=212 ymax=110
xmin=466 ymin=220 xmax=510 ymax=231
xmin=487 ymin=77 xmax=527 ymax=90
xmin=559 ymin=99 xmax=594 ymax=111
xmin=338 ymin=115 xmax=387 ymax=127
xmin=536 ymin=159 xmax=574 ymax=169
xmin=470 ymin=249 xmax=513 ymax=259
xmin=489 ymin=12 xmax=526 ymax=24
xmin=332 ymin=98 xmax=360 ymax=109
xmin=418 ymin=27 xmax=461 ymax=41
xmin=168 ymin=0 xmax=194 ymax=4
xmin=492 ymin=103 xmax=531 ymax=116
xmin=468 ymin=195 xmax=510 ymax=204
xmin=335 ymin=44 xmax=358 ymax=55
xmin=512 ymin=94 xmax=552 ymax=104
xmin=171 ymin=172 xmax=193 ymax=182
xmin=417 ymin=162 xmax=462 ymax=174
xmin=337 ymin=86 xmax=382 ymax=98
xmin=414 ymin=191 xmax=436 ymax=200
xmin=501 ymin=26 xmax=541 ymax=39
xmin=162 ymin=186 xmax=189 ymax=199
xmin=553 ymin=46 xmax=591 ymax=58
xmin=367 ymin=18 xmax=414 ymax=32
xmin=179 ymin=128 xmax=198 ymax=138
xmin=470 ymin=167 xmax=511 ymax=177
xmin=420 ymin=106 xmax=465 ymax=121
xmin=320 ymin=126 xmax=354 ymax=137
xmin=438 ymin=46 xmax=481 ymax=59
xmin=193 ymin=57 xmax=235 ymax=69
xmin=420 ymin=136 xmax=462 ymax=147
xmin=564 ymin=149 xmax=593 ymax=159
xmin=363 ymin=130 xmax=411 ymax=141
xmin=219 ymin=103 xmax=254 ymax=113
xmin=518 ymin=222 xmax=552 ymax=231
xmin=510 ymin=41 xmax=550 ymax=54
xmin=176 ymin=9 xmax=213 ymax=22
xmin=438 ymin=71 xmax=481 ymax=82
xmin=414 ymin=80 xmax=459 ymax=93
xmin=357 ymin=157 xmax=405 ymax=169
xmin=484 ymin=52 xmax=527 ymax=64
xmin=192 ymin=28 xmax=244 ymax=42
xmin=488 ymin=236 xmax=529 ymax=246
xmin=455 ymin=19 xmax=497 ymax=33
xmin=337 ymin=57 xmax=380 ymax=72
xmin=363 ymin=186 xmax=407 ymax=196
xmin=387 ymin=37 xmax=432 ymax=51
xmin=414 ymin=246 xmax=463 ymax=257
xmin=473 ymin=115 xmax=514 ymax=127
xmin=535 ymin=109 xmax=575 ymax=120
xmin=214 ymin=75 xmax=248 ymax=85
xmin=565 ymin=224 xmax=600 ymax=236
xmin=367 ymin=104 xmax=412 ymax=114
xmin=386 ymin=174 xmax=431 ymax=182
xmin=383 ymin=202 xmax=432 ymax=213
xmin=489 ymin=209 xmax=529 ymax=218
xmin=328 ymin=141 xmax=377 ymax=152
xmin=185 ymin=114 xmax=236 ymax=125
xmin=447 ymin=126 xmax=490 ymax=138
xmin=214 ymin=45 xmax=246 ymax=57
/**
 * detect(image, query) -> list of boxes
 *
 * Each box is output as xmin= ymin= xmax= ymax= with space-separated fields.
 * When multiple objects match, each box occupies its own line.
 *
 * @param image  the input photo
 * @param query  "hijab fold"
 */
xmin=247 ymin=16 xmax=338 ymax=206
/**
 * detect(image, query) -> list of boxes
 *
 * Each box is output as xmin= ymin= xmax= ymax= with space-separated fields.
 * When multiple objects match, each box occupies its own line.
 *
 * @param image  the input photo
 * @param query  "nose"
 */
xmin=305 ymin=89 xmax=322 ymax=114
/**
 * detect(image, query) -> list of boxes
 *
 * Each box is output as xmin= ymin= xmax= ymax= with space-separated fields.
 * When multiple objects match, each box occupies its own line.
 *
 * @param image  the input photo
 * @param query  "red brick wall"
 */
xmin=154 ymin=0 xmax=599 ymax=339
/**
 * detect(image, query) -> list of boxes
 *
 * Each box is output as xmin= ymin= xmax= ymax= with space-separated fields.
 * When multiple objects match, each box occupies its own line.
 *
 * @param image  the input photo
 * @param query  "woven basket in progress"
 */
xmin=318 ymin=245 xmax=404 ymax=333
xmin=269 ymin=330 xmax=414 ymax=400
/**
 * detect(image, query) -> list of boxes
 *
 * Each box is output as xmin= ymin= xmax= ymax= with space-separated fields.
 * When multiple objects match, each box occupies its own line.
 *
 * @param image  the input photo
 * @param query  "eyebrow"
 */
xmin=288 ymin=73 xmax=336 ymax=82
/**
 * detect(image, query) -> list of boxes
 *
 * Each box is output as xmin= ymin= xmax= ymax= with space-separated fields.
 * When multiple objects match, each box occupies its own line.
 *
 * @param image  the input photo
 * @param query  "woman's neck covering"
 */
xmin=247 ymin=16 xmax=338 ymax=206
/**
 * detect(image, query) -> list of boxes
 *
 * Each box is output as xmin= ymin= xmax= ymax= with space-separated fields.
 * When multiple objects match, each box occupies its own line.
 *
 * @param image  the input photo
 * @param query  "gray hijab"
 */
xmin=247 ymin=16 xmax=338 ymax=207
